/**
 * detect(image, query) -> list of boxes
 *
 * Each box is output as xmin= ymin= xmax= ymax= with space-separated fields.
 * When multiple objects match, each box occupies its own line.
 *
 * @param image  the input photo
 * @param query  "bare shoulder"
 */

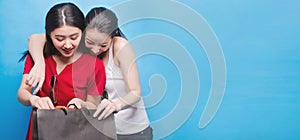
xmin=113 ymin=36 xmax=131 ymax=53
xmin=112 ymin=37 xmax=136 ymax=66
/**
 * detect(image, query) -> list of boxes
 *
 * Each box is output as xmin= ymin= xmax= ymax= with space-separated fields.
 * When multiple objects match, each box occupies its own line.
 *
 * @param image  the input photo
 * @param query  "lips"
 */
xmin=62 ymin=48 xmax=73 ymax=55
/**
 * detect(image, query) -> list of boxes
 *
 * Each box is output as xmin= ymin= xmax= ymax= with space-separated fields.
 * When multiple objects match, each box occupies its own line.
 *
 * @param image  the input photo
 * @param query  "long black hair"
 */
xmin=19 ymin=2 xmax=86 ymax=62
xmin=44 ymin=2 xmax=86 ymax=56
xmin=85 ymin=7 xmax=126 ymax=59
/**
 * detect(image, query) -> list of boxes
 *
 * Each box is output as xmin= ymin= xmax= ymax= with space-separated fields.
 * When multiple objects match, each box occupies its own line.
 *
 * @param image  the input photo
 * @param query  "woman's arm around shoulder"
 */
xmin=27 ymin=34 xmax=47 ymax=94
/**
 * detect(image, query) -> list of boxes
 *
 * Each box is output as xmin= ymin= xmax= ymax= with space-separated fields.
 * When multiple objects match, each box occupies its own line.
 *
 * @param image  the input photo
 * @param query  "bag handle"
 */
xmin=67 ymin=103 xmax=79 ymax=109
xmin=53 ymin=104 xmax=79 ymax=116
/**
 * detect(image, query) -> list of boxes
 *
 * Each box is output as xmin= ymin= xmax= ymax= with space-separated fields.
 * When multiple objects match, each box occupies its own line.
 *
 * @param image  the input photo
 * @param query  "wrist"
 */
xmin=29 ymin=95 xmax=40 ymax=106
xmin=114 ymin=100 xmax=123 ymax=111
xmin=35 ymin=60 xmax=45 ymax=66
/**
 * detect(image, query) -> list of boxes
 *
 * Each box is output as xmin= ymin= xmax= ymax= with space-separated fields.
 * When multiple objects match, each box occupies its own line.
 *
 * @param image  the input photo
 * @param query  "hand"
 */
xmin=93 ymin=99 xmax=121 ymax=120
xmin=67 ymin=98 xmax=84 ymax=109
xmin=26 ymin=62 xmax=45 ymax=94
xmin=30 ymin=96 xmax=54 ymax=109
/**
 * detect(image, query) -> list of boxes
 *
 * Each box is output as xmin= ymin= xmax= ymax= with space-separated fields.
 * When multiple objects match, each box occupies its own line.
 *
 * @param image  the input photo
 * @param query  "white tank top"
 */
xmin=105 ymin=44 xmax=150 ymax=134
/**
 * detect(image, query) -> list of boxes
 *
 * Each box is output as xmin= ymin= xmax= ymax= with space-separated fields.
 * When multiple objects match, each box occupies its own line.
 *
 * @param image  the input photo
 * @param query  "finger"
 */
xmin=33 ymin=81 xmax=43 ymax=95
xmin=98 ymin=106 xmax=111 ymax=120
xmin=47 ymin=98 xmax=55 ymax=109
xmin=25 ymin=76 xmax=32 ymax=85
xmin=94 ymin=105 xmax=104 ymax=117
xmin=67 ymin=98 xmax=76 ymax=106
xmin=33 ymin=103 xmax=41 ymax=109
xmin=38 ymin=79 xmax=44 ymax=88
xmin=68 ymin=99 xmax=79 ymax=108
xmin=69 ymin=99 xmax=82 ymax=109
xmin=93 ymin=102 xmax=106 ymax=117
xmin=75 ymin=102 xmax=82 ymax=109
xmin=31 ymin=80 xmax=38 ymax=89
xmin=36 ymin=105 xmax=41 ymax=109
xmin=40 ymin=99 xmax=50 ymax=109
xmin=32 ymin=88 xmax=39 ymax=95
xmin=103 ymin=107 xmax=115 ymax=120
xmin=80 ymin=102 xmax=87 ymax=109
xmin=27 ymin=77 xmax=35 ymax=87
xmin=68 ymin=104 xmax=76 ymax=109
xmin=37 ymin=102 xmax=45 ymax=109
xmin=39 ymin=102 xmax=48 ymax=109
xmin=94 ymin=99 xmax=109 ymax=117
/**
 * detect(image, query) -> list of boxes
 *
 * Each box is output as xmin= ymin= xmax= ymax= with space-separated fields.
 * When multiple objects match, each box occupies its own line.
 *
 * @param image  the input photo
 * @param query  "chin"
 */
xmin=90 ymin=51 xmax=100 ymax=56
xmin=60 ymin=52 xmax=74 ymax=58
xmin=61 ymin=54 xmax=73 ymax=58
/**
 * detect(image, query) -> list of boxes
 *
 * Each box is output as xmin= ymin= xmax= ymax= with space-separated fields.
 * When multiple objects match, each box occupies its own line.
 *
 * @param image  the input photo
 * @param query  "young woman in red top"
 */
xmin=17 ymin=3 xmax=106 ymax=140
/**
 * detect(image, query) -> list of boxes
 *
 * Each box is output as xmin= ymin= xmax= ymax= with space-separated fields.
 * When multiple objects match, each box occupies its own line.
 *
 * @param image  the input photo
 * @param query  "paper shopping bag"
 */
xmin=32 ymin=109 xmax=117 ymax=140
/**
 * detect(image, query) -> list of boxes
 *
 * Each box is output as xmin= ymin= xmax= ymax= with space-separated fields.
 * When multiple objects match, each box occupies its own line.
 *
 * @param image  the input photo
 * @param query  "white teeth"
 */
xmin=63 ymin=48 xmax=73 ymax=51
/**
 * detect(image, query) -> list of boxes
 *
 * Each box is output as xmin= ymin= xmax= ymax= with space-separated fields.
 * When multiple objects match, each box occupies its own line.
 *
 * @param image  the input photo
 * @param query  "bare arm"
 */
xmin=28 ymin=34 xmax=46 ymax=64
xmin=114 ymin=38 xmax=142 ymax=108
xmin=27 ymin=34 xmax=46 ymax=94
xmin=94 ymin=37 xmax=142 ymax=120
xmin=18 ymin=74 xmax=54 ymax=109
xmin=18 ymin=75 xmax=35 ymax=106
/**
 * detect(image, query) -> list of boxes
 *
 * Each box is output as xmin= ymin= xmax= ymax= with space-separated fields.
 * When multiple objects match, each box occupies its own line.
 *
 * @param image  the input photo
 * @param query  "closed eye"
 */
xmin=56 ymin=37 xmax=65 ymax=42
xmin=70 ymin=34 xmax=79 ymax=40
xmin=86 ymin=40 xmax=94 ymax=45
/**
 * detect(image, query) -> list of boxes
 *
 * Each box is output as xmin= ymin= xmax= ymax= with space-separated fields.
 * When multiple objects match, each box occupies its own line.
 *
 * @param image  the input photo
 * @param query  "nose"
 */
xmin=91 ymin=46 xmax=100 ymax=52
xmin=90 ymin=45 xmax=101 ymax=54
xmin=64 ymin=39 xmax=72 ymax=49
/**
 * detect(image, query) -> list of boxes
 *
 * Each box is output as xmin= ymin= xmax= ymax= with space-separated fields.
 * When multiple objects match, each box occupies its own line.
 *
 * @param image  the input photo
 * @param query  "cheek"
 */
xmin=52 ymin=41 xmax=64 ymax=48
xmin=101 ymin=47 xmax=110 ymax=52
xmin=72 ymin=39 xmax=81 ymax=47
xmin=85 ymin=43 xmax=93 ymax=49
xmin=84 ymin=44 xmax=99 ymax=55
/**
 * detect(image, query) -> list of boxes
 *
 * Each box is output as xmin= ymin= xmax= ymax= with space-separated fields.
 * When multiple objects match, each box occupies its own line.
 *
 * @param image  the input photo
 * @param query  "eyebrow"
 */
xmin=54 ymin=33 xmax=79 ymax=38
xmin=86 ymin=37 xmax=109 ymax=45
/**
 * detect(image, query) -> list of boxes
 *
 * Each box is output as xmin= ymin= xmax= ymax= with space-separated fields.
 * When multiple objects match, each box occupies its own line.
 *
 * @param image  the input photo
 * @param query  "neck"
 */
xmin=54 ymin=51 xmax=82 ymax=65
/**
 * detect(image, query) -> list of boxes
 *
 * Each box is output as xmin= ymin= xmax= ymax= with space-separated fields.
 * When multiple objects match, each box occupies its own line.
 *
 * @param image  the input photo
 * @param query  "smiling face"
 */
xmin=50 ymin=25 xmax=82 ymax=57
xmin=84 ymin=28 xmax=112 ymax=56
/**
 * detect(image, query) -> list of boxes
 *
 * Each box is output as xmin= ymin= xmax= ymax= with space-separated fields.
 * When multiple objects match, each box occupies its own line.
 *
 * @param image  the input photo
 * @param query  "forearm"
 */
xmin=28 ymin=34 xmax=46 ymax=63
xmin=114 ymin=91 xmax=141 ymax=110
xmin=17 ymin=75 xmax=35 ymax=106
xmin=18 ymin=89 xmax=34 ymax=106
xmin=116 ymin=41 xmax=142 ymax=110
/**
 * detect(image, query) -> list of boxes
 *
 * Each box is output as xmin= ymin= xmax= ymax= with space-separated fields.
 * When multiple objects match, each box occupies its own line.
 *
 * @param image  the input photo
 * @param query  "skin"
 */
xmin=84 ymin=28 xmax=142 ymax=120
xmin=50 ymin=25 xmax=82 ymax=71
xmin=84 ymin=28 xmax=112 ymax=56
xmin=27 ymin=29 xmax=142 ymax=119
xmin=18 ymin=25 xmax=99 ymax=109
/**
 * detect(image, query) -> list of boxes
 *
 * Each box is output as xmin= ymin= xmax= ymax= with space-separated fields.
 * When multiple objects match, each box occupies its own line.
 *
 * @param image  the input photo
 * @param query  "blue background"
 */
xmin=1 ymin=0 xmax=300 ymax=139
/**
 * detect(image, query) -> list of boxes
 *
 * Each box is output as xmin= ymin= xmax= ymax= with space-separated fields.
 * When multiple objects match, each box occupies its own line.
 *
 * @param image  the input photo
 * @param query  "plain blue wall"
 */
xmin=1 ymin=0 xmax=299 ymax=139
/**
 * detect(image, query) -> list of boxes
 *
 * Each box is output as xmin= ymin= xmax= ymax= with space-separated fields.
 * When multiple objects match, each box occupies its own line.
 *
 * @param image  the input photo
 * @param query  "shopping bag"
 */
xmin=32 ymin=108 xmax=117 ymax=140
